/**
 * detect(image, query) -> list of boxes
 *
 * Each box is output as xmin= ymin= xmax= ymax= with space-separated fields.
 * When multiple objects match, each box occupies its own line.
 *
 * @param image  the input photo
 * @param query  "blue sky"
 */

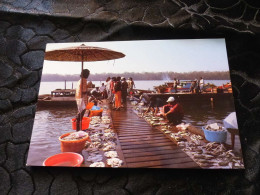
xmin=43 ymin=39 xmax=229 ymax=75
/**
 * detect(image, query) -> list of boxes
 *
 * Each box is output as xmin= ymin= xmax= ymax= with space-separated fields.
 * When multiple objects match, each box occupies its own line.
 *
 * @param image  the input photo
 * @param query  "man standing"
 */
xmin=162 ymin=96 xmax=184 ymax=125
xmin=106 ymin=77 xmax=111 ymax=101
xmin=75 ymin=69 xmax=90 ymax=130
xmin=121 ymin=77 xmax=128 ymax=104
xmin=127 ymin=77 xmax=135 ymax=98
xmin=199 ymin=77 xmax=204 ymax=93
xmin=173 ymin=78 xmax=178 ymax=93
xmin=99 ymin=83 xmax=106 ymax=99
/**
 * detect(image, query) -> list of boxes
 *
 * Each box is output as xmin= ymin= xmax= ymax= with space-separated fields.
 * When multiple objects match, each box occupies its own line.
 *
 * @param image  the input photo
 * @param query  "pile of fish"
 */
xmin=133 ymin=105 xmax=244 ymax=169
xmin=84 ymin=115 xmax=124 ymax=168
xmin=183 ymin=141 xmax=244 ymax=168
xmin=205 ymin=123 xmax=226 ymax=132
xmin=61 ymin=131 xmax=89 ymax=141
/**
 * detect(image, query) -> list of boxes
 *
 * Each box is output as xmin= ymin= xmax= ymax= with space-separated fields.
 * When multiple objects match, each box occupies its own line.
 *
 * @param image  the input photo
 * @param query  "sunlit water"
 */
xmin=28 ymin=80 xmax=234 ymax=166
xmin=39 ymin=80 xmax=230 ymax=95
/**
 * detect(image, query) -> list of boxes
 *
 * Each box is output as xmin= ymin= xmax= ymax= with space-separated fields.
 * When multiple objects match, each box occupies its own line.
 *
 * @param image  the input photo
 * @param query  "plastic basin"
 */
xmin=59 ymin=132 xmax=90 ymax=153
xmin=86 ymin=102 xmax=94 ymax=110
xmin=43 ymin=152 xmax=84 ymax=167
xmin=202 ymin=126 xmax=227 ymax=143
xmin=89 ymin=108 xmax=103 ymax=117
xmin=71 ymin=117 xmax=90 ymax=130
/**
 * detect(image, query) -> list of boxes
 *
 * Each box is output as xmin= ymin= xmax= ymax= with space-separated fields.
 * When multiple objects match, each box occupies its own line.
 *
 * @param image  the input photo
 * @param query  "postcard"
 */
xmin=26 ymin=39 xmax=244 ymax=168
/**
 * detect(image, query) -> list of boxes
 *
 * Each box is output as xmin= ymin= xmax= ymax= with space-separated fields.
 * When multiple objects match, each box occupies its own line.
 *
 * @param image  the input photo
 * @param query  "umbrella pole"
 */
xmin=79 ymin=55 xmax=84 ymax=131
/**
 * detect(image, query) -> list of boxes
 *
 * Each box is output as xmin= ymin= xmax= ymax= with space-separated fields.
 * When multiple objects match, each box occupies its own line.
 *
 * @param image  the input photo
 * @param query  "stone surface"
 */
xmin=28 ymin=36 xmax=54 ymax=50
xmin=0 ymin=99 xmax=12 ymax=111
xmin=20 ymin=88 xmax=37 ymax=104
xmin=50 ymin=173 xmax=78 ymax=195
xmin=0 ymin=58 xmax=13 ymax=81
xmin=0 ymin=21 xmax=11 ymax=33
xmin=5 ymin=25 xmax=35 ymax=41
xmin=32 ymin=169 xmax=53 ymax=195
xmin=6 ymin=40 xmax=27 ymax=65
xmin=19 ymin=71 xmax=39 ymax=88
xmin=21 ymin=51 xmax=45 ymax=70
xmin=0 ymin=167 xmax=11 ymax=194
xmin=11 ymin=119 xmax=34 ymax=143
xmin=9 ymin=169 xmax=34 ymax=195
xmin=0 ymin=36 xmax=7 ymax=55
xmin=125 ymin=172 xmax=160 ymax=194
xmin=5 ymin=143 xmax=29 ymax=172
xmin=12 ymin=105 xmax=36 ymax=119
xmin=0 ymin=72 xmax=22 ymax=88
xmin=9 ymin=88 xmax=22 ymax=103
xmin=0 ymin=87 xmax=13 ymax=100
xmin=0 ymin=0 xmax=259 ymax=194
xmin=0 ymin=143 xmax=6 ymax=164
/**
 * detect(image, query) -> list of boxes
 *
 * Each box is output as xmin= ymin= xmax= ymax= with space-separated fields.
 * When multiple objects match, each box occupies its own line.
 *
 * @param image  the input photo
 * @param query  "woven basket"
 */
xmin=59 ymin=132 xmax=90 ymax=153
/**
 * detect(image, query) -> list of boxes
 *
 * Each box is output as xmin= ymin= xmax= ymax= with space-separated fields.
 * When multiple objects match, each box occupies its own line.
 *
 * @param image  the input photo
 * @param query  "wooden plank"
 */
xmin=120 ymin=142 xmax=175 ymax=150
xmin=126 ymin=156 xmax=196 ymax=168
xmin=120 ymin=139 xmax=172 ymax=146
xmin=118 ymin=134 xmax=166 ymax=140
xmin=119 ymin=137 xmax=168 ymax=143
xmin=123 ymin=149 xmax=185 ymax=158
xmin=117 ymin=132 xmax=163 ymax=137
xmin=122 ymin=145 xmax=179 ymax=154
xmin=110 ymin=100 xmax=200 ymax=168
xmin=150 ymin=161 xmax=200 ymax=169
xmin=125 ymin=152 xmax=189 ymax=163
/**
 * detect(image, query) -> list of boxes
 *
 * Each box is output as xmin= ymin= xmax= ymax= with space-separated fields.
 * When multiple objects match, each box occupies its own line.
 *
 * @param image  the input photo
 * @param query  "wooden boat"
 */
xmin=37 ymin=88 xmax=93 ymax=107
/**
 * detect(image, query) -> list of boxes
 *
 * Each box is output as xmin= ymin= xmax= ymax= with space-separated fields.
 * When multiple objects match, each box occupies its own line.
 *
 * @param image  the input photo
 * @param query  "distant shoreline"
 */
xmin=41 ymin=71 xmax=230 ymax=82
xmin=41 ymin=79 xmax=231 ymax=82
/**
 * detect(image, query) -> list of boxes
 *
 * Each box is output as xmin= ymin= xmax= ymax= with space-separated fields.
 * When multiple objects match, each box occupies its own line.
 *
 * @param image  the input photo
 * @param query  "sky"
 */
xmin=43 ymin=39 xmax=229 ymax=75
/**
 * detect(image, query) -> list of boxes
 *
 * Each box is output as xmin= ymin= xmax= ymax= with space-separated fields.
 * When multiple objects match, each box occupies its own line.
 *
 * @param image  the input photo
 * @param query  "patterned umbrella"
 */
xmin=44 ymin=44 xmax=125 ymax=130
xmin=44 ymin=44 xmax=125 ymax=62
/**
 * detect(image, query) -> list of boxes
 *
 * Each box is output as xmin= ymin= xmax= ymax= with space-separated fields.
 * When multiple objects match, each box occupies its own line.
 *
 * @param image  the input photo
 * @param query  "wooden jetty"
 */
xmin=110 ymin=102 xmax=200 ymax=168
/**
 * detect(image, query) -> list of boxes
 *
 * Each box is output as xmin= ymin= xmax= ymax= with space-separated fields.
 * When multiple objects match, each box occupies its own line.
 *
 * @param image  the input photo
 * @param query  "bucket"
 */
xmin=43 ymin=152 xmax=84 ymax=167
xmin=71 ymin=117 xmax=90 ymax=130
xmin=86 ymin=102 xmax=94 ymax=110
xmin=89 ymin=108 xmax=103 ymax=117
xmin=59 ymin=132 xmax=90 ymax=153
xmin=202 ymin=127 xmax=227 ymax=143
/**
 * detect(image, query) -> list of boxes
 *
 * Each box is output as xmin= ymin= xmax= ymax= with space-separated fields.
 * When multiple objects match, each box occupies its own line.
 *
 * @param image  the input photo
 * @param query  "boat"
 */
xmin=37 ymin=88 xmax=94 ymax=108
xmin=154 ymin=80 xmax=232 ymax=94
xmin=154 ymin=80 xmax=193 ymax=93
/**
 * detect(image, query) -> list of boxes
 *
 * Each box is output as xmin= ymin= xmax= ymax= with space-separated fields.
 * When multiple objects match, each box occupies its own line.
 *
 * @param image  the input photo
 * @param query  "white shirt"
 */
xmin=199 ymin=79 xmax=204 ymax=85
xmin=99 ymin=85 xmax=106 ymax=92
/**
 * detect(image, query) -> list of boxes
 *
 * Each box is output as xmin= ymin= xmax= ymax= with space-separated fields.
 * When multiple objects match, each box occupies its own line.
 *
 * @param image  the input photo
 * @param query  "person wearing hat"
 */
xmin=162 ymin=96 xmax=184 ymax=125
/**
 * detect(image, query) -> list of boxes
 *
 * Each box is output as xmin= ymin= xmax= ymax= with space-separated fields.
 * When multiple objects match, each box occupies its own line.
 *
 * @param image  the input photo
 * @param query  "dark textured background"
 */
xmin=0 ymin=0 xmax=259 ymax=194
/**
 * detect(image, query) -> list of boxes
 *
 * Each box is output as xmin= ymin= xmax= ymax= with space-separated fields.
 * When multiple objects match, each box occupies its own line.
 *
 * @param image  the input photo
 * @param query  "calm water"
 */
xmin=28 ymin=79 xmax=234 ymax=166
xmin=39 ymin=80 xmax=230 ymax=95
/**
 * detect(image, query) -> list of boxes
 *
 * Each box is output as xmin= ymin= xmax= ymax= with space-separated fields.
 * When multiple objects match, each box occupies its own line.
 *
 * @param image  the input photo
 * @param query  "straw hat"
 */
xmin=166 ymin=96 xmax=175 ymax=102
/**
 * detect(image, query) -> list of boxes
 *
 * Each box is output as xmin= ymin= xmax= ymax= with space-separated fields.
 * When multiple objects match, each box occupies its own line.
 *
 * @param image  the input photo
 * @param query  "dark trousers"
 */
xmin=122 ymin=91 xmax=127 ymax=103
xmin=76 ymin=109 xmax=86 ymax=131
xmin=164 ymin=107 xmax=183 ymax=125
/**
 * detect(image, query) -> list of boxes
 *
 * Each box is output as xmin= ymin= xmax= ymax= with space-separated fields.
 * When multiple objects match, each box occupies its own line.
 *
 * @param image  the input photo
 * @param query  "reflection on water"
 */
xmin=27 ymin=99 xmax=235 ymax=166
xmin=182 ymin=101 xmax=234 ymax=127
xmin=27 ymin=107 xmax=78 ymax=165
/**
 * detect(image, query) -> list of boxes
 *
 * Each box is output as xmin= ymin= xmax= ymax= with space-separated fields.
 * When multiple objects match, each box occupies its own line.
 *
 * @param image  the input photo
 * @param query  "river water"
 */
xmin=38 ymin=80 xmax=230 ymax=95
xmin=27 ymin=79 xmax=236 ymax=166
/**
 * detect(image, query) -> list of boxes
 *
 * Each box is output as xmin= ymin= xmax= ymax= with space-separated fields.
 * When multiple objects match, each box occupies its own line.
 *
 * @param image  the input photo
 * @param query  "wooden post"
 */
xmin=65 ymin=80 xmax=66 ymax=90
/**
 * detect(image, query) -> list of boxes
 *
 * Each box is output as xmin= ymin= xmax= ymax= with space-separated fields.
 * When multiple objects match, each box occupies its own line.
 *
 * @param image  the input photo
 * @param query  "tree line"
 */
xmin=41 ymin=71 xmax=230 ymax=81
